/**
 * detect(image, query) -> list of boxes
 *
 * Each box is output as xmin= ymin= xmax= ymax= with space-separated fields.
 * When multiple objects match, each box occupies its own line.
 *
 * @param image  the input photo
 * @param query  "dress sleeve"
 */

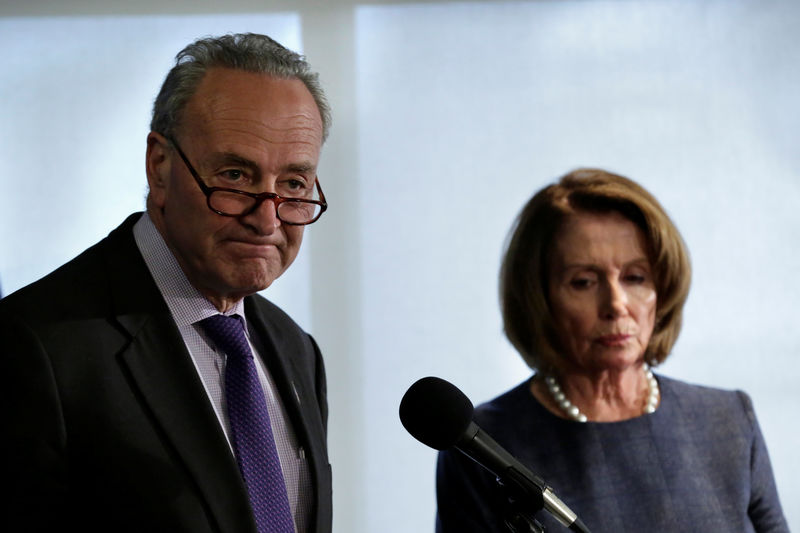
xmin=739 ymin=391 xmax=790 ymax=533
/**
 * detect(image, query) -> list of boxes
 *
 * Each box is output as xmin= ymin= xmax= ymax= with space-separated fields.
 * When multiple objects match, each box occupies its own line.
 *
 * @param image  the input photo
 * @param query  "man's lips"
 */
xmin=225 ymin=235 xmax=282 ymax=246
xmin=225 ymin=239 xmax=282 ymax=255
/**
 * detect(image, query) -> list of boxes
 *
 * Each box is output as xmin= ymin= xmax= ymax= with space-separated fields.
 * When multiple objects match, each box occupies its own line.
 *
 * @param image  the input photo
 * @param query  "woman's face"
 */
xmin=547 ymin=210 xmax=657 ymax=374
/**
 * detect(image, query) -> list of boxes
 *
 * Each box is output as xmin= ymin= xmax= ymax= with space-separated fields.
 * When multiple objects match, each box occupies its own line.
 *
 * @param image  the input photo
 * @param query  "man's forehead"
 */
xmin=180 ymin=69 xmax=322 ymax=142
xmin=203 ymin=150 xmax=317 ymax=173
xmin=190 ymin=68 xmax=314 ymax=111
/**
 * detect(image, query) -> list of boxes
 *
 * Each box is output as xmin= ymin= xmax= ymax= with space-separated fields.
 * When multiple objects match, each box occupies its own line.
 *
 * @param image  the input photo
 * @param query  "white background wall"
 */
xmin=1 ymin=1 xmax=798 ymax=531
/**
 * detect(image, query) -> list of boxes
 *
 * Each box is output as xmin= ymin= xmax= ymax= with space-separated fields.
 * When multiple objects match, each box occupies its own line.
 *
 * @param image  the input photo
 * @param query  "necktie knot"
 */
xmin=199 ymin=314 xmax=252 ymax=362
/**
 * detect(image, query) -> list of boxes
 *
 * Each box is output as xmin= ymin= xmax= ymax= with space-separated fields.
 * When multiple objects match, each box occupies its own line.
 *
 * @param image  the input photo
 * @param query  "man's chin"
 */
xmin=229 ymin=269 xmax=282 ymax=295
xmin=199 ymin=258 xmax=289 ymax=302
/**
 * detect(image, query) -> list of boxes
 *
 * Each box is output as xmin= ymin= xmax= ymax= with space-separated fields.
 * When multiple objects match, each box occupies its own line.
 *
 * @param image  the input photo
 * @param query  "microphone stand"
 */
xmin=496 ymin=478 xmax=546 ymax=533
xmin=504 ymin=509 xmax=546 ymax=533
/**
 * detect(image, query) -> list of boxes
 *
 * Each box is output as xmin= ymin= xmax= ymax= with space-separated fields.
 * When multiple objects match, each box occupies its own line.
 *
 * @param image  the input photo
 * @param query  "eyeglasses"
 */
xmin=169 ymin=138 xmax=327 ymax=226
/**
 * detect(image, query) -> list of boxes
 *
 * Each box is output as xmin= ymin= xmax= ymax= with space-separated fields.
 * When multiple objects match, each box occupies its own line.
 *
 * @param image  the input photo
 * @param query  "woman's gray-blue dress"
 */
xmin=436 ymin=375 xmax=789 ymax=532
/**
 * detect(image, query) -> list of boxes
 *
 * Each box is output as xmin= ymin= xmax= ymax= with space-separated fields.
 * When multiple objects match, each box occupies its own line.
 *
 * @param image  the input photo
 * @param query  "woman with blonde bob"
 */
xmin=435 ymin=169 xmax=788 ymax=532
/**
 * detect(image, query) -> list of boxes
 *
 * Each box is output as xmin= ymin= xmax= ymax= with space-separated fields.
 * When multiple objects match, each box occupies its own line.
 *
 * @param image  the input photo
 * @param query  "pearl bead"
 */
xmin=545 ymin=363 xmax=660 ymax=423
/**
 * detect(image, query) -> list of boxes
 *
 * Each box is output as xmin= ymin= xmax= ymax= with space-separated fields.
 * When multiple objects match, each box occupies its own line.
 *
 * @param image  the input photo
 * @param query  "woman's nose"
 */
xmin=601 ymin=280 xmax=628 ymax=318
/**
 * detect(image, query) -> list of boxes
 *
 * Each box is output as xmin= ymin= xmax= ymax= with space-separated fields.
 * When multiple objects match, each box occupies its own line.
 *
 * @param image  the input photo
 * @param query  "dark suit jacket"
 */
xmin=0 ymin=213 xmax=332 ymax=532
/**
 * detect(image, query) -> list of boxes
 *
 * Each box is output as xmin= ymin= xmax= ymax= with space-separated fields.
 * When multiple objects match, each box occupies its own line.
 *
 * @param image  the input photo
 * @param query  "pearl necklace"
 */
xmin=544 ymin=364 xmax=660 ymax=423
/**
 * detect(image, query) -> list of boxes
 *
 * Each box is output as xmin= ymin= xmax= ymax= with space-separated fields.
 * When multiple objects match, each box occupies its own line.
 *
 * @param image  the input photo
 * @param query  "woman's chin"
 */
xmin=578 ymin=349 xmax=644 ymax=374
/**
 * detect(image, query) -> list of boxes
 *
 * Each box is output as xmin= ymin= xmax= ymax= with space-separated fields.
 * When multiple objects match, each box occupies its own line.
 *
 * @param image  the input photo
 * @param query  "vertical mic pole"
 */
xmin=501 ymin=482 xmax=546 ymax=532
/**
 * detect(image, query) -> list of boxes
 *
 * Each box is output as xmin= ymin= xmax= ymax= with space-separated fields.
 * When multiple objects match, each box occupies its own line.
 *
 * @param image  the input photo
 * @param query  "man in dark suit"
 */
xmin=0 ymin=33 xmax=332 ymax=532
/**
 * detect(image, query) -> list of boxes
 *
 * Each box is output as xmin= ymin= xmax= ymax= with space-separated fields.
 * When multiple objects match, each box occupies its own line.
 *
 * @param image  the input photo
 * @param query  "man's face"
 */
xmin=146 ymin=67 xmax=324 ymax=311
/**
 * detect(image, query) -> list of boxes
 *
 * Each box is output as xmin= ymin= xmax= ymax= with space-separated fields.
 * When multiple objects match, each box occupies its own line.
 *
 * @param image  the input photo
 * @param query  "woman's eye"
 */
xmin=624 ymin=271 xmax=648 ymax=284
xmin=569 ymin=278 xmax=593 ymax=289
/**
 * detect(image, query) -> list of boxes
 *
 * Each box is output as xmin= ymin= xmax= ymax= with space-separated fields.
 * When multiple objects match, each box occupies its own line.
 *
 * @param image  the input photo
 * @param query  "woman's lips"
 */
xmin=595 ymin=334 xmax=631 ymax=347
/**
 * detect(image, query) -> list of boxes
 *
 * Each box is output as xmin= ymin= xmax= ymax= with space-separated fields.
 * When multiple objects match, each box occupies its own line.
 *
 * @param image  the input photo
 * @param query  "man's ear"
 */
xmin=146 ymin=131 xmax=171 ymax=208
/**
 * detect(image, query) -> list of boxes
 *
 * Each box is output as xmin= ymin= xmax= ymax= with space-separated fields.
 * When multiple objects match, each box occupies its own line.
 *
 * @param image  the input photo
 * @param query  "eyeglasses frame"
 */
xmin=168 ymin=137 xmax=328 ymax=226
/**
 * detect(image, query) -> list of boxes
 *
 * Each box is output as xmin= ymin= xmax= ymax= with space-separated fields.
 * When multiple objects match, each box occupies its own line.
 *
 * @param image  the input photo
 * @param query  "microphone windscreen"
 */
xmin=399 ymin=376 xmax=474 ymax=450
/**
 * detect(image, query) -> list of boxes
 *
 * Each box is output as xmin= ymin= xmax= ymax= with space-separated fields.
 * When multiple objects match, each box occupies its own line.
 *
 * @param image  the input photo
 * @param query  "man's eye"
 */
xmin=278 ymin=178 xmax=312 ymax=197
xmin=220 ymin=169 xmax=244 ymax=182
xmin=290 ymin=178 xmax=312 ymax=190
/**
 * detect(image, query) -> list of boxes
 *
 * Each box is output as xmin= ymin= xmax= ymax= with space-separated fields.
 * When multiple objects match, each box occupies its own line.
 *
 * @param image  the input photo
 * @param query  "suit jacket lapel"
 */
xmin=245 ymin=298 xmax=321 ymax=448
xmin=245 ymin=298 xmax=328 ymax=526
xmin=101 ymin=215 xmax=256 ymax=533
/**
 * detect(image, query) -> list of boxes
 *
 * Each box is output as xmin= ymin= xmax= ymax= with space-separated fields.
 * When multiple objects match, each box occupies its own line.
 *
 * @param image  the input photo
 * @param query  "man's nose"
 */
xmin=242 ymin=196 xmax=281 ymax=233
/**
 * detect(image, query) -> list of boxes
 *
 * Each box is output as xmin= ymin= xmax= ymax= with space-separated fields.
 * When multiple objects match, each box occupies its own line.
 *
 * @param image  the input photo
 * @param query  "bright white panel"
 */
xmin=0 ymin=14 xmax=315 ymax=329
xmin=356 ymin=2 xmax=799 ymax=532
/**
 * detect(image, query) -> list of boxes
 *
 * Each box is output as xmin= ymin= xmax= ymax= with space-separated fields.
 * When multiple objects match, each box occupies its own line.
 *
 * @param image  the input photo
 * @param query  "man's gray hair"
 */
xmin=151 ymin=33 xmax=331 ymax=142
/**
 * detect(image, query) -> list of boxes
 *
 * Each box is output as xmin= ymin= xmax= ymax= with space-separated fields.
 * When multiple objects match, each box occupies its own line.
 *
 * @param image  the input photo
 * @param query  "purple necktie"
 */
xmin=199 ymin=314 xmax=294 ymax=533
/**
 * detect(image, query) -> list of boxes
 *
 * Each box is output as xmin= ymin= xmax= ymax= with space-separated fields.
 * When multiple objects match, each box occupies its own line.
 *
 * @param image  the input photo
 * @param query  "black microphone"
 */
xmin=400 ymin=376 xmax=590 ymax=533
